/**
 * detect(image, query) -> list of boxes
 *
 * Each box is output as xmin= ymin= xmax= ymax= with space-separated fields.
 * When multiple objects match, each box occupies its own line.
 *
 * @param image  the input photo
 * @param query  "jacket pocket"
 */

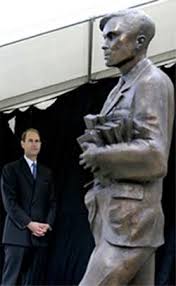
xmin=110 ymin=183 xmax=144 ymax=200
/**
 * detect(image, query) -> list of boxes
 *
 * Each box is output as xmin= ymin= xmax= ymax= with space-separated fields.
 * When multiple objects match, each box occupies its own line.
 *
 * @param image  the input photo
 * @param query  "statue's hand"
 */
xmin=79 ymin=143 xmax=98 ymax=172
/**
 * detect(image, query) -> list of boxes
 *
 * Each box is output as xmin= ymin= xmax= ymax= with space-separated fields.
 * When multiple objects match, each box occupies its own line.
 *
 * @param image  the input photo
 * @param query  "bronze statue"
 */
xmin=78 ymin=8 xmax=174 ymax=286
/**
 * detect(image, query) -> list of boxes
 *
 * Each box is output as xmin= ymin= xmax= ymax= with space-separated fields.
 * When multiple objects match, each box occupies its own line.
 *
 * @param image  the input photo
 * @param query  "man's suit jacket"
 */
xmin=85 ymin=58 xmax=174 ymax=247
xmin=1 ymin=157 xmax=56 ymax=247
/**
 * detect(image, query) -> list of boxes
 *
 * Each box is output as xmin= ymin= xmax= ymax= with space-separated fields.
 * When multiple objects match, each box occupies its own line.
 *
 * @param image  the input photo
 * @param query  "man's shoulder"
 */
xmin=3 ymin=158 xmax=21 ymax=170
xmin=38 ymin=163 xmax=52 ymax=176
xmin=1 ymin=159 xmax=23 ymax=178
xmin=38 ymin=164 xmax=53 ymax=182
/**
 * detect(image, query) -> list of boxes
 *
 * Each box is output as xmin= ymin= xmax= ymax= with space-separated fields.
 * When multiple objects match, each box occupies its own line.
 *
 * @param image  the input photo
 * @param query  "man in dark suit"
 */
xmin=1 ymin=128 xmax=56 ymax=285
xmin=79 ymin=9 xmax=174 ymax=286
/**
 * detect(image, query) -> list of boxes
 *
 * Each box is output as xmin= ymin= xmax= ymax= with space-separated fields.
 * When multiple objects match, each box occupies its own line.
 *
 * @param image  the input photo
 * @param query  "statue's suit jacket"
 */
xmin=85 ymin=59 xmax=174 ymax=247
xmin=1 ymin=157 xmax=56 ymax=247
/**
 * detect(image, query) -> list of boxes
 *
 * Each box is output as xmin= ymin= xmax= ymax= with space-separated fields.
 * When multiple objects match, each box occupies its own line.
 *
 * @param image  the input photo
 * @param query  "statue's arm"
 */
xmin=81 ymin=76 xmax=174 ymax=182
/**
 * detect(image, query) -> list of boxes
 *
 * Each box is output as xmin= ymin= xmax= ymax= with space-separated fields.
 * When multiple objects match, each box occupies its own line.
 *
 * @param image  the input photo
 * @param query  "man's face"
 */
xmin=21 ymin=131 xmax=41 ymax=159
xmin=102 ymin=17 xmax=138 ymax=67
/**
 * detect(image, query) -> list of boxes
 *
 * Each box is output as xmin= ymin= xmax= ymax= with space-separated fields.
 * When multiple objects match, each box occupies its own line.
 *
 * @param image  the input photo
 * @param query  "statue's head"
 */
xmin=99 ymin=9 xmax=155 ymax=70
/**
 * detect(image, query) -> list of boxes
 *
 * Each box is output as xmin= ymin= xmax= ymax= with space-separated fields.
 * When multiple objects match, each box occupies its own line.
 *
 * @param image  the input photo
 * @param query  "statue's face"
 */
xmin=102 ymin=17 xmax=138 ymax=68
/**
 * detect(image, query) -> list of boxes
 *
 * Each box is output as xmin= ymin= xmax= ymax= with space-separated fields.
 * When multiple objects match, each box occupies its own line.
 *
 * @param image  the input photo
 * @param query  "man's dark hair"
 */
xmin=21 ymin=128 xmax=41 ymax=142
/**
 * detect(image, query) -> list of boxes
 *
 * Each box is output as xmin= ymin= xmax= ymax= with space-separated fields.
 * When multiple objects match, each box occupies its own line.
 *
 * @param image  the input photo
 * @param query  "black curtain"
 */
xmin=0 ymin=112 xmax=22 ymax=279
xmin=0 ymin=66 xmax=175 ymax=285
xmin=0 ymin=78 xmax=117 ymax=285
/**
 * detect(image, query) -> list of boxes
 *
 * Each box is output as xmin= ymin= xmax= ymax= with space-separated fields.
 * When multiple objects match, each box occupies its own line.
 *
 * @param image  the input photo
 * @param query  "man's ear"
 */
xmin=21 ymin=140 xmax=24 ymax=149
xmin=136 ymin=35 xmax=146 ymax=49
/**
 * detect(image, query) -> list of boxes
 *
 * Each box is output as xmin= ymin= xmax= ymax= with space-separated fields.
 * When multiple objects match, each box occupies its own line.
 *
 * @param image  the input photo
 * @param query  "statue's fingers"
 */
xmin=79 ymin=159 xmax=85 ymax=165
xmin=83 ymin=164 xmax=90 ymax=170
xmin=82 ymin=142 xmax=89 ymax=150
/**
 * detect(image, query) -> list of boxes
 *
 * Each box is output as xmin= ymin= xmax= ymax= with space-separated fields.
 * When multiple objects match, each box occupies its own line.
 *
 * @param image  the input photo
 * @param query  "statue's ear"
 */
xmin=136 ymin=35 xmax=146 ymax=49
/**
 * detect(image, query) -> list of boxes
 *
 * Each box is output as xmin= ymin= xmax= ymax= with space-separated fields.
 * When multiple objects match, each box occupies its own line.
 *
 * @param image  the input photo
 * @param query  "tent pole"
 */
xmin=87 ymin=18 xmax=95 ymax=83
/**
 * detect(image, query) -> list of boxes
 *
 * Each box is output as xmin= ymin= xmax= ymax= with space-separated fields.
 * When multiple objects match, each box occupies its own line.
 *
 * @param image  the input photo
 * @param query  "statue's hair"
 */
xmin=21 ymin=128 xmax=41 ymax=142
xmin=100 ymin=8 xmax=155 ymax=48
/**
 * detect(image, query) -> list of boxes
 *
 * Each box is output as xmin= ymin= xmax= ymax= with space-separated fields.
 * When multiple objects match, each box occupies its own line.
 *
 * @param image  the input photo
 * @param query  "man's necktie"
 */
xmin=31 ymin=162 xmax=37 ymax=179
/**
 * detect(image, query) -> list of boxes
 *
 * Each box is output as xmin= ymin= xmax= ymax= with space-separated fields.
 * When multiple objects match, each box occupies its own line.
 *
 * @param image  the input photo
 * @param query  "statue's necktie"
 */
xmin=31 ymin=162 xmax=37 ymax=179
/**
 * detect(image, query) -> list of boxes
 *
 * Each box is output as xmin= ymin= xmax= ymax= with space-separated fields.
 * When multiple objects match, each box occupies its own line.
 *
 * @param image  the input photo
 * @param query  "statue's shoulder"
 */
xmin=138 ymin=63 xmax=170 ymax=88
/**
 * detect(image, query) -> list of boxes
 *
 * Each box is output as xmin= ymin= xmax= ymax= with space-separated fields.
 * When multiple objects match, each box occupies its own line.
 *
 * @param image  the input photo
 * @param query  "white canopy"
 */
xmin=0 ymin=0 xmax=175 ymax=110
xmin=0 ymin=0 xmax=156 ymax=45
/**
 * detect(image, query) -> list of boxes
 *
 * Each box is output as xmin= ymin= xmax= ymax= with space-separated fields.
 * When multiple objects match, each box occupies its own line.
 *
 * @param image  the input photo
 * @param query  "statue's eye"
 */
xmin=107 ymin=32 xmax=117 ymax=40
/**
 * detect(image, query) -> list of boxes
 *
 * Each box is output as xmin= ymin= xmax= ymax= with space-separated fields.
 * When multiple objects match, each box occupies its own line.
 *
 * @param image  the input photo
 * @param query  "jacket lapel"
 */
xmin=19 ymin=158 xmax=43 ymax=203
xmin=34 ymin=164 xmax=41 ymax=189
xmin=101 ymin=79 xmax=130 ymax=115
xmin=100 ymin=59 xmax=152 ymax=115
xmin=20 ymin=157 xmax=34 ymax=186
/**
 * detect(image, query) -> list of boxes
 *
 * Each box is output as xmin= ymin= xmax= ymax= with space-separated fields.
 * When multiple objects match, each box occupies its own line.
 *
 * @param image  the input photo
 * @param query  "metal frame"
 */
xmin=1 ymin=0 xmax=175 ymax=112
